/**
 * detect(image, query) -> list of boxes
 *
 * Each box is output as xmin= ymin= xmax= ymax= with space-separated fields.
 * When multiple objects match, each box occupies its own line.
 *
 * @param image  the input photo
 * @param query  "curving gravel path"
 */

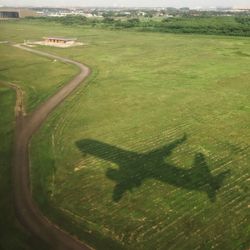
xmin=12 ymin=44 xmax=92 ymax=250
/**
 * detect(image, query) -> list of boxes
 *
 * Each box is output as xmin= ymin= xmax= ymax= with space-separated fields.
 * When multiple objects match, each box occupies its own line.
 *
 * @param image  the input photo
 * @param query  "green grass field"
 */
xmin=0 ymin=20 xmax=249 ymax=249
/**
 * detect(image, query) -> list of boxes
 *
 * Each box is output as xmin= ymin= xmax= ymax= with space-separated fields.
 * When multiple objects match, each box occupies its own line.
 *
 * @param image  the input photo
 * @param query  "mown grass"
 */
xmin=0 ymin=21 xmax=249 ymax=249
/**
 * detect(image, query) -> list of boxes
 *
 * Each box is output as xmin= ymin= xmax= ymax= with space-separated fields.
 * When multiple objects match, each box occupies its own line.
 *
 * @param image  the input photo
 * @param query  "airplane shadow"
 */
xmin=76 ymin=134 xmax=230 ymax=202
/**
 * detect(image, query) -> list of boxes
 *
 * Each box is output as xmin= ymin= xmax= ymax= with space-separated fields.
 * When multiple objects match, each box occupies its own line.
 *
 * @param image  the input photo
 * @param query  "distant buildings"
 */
xmin=0 ymin=10 xmax=19 ymax=19
xmin=0 ymin=6 xmax=249 ymax=20
xmin=232 ymin=6 xmax=250 ymax=12
xmin=0 ymin=8 xmax=37 ymax=19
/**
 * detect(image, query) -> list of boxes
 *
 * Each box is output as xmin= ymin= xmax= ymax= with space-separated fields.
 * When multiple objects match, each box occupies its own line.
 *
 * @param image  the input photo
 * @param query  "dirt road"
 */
xmin=12 ymin=44 xmax=92 ymax=250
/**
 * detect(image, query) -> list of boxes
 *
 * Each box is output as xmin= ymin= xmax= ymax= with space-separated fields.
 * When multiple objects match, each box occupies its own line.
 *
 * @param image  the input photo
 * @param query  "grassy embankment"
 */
xmin=0 ymin=21 xmax=249 ymax=249
xmin=0 ymin=84 xmax=52 ymax=250
xmin=0 ymin=29 xmax=77 ymax=249
xmin=0 ymin=85 xmax=29 ymax=249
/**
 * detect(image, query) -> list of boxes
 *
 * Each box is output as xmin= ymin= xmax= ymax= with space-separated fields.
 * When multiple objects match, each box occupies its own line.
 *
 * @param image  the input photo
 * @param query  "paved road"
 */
xmin=12 ymin=44 xmax=92 ymax=250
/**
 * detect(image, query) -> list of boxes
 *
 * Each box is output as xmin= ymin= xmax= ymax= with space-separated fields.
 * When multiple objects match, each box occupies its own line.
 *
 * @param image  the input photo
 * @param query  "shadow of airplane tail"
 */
xmin=192 ymin=153 xmax=231 ymax=202
xmin=207 ymin=170 xmax=231 ymax=202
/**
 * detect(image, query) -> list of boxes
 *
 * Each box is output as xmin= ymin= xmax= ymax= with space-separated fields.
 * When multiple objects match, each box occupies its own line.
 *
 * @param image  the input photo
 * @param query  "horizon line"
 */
xmin=0 ymin=5 xmax=240 ymax=9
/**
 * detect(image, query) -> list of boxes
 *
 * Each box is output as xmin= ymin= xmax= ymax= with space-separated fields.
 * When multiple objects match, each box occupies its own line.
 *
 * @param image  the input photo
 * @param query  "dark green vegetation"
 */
xmin=28 ymin=15 xmax=250 ymax=36
xmin=0 ymin=21 xmax=249 ymax=249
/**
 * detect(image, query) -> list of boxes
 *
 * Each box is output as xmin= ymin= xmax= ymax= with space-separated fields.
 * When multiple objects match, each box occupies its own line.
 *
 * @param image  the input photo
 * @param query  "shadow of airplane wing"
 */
xmin=76 ymin=139 xmax=137 ymax=166
xmin=148 ymin=134 xmax=187 ymax=158
xmin=76 ymin=139 xmax=143 ymax=202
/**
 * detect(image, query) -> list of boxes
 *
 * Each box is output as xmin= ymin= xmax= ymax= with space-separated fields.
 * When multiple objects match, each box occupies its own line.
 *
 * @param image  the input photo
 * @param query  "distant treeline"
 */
xmin=26 ymin=15 xmax=250 ymax=37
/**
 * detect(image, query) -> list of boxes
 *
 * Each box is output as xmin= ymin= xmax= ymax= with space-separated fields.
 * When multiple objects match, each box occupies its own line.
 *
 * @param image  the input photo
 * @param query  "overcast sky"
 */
xmin=0 ymin=0 xmax=249 ymax=8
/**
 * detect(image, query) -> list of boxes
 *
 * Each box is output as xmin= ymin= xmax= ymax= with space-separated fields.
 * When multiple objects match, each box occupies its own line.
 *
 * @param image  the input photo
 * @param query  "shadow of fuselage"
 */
xmin=76 ymin=135 xmax=230 ymax=202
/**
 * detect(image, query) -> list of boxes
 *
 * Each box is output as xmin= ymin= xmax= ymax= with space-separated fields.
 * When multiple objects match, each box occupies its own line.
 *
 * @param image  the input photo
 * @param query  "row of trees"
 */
xmin=26 ymin=15 xmax=250 ymax=37
xmin=235 ymin=16 xmax=250 ymax=25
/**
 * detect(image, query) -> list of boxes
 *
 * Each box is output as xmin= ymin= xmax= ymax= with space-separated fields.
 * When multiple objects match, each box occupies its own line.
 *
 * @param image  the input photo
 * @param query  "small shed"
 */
xmin=43 ymin=37 xmax=77 ymax=46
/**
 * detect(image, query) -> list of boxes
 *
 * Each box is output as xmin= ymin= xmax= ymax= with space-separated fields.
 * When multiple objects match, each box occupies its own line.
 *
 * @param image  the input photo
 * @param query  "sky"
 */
xmin=0 ymin=0 xmax=250 ymax=8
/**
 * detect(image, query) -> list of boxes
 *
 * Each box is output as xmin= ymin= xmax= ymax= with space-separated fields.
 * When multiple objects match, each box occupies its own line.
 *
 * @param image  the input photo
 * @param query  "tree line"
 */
xmin=26 ymin=15 xmax=250 ymax=37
